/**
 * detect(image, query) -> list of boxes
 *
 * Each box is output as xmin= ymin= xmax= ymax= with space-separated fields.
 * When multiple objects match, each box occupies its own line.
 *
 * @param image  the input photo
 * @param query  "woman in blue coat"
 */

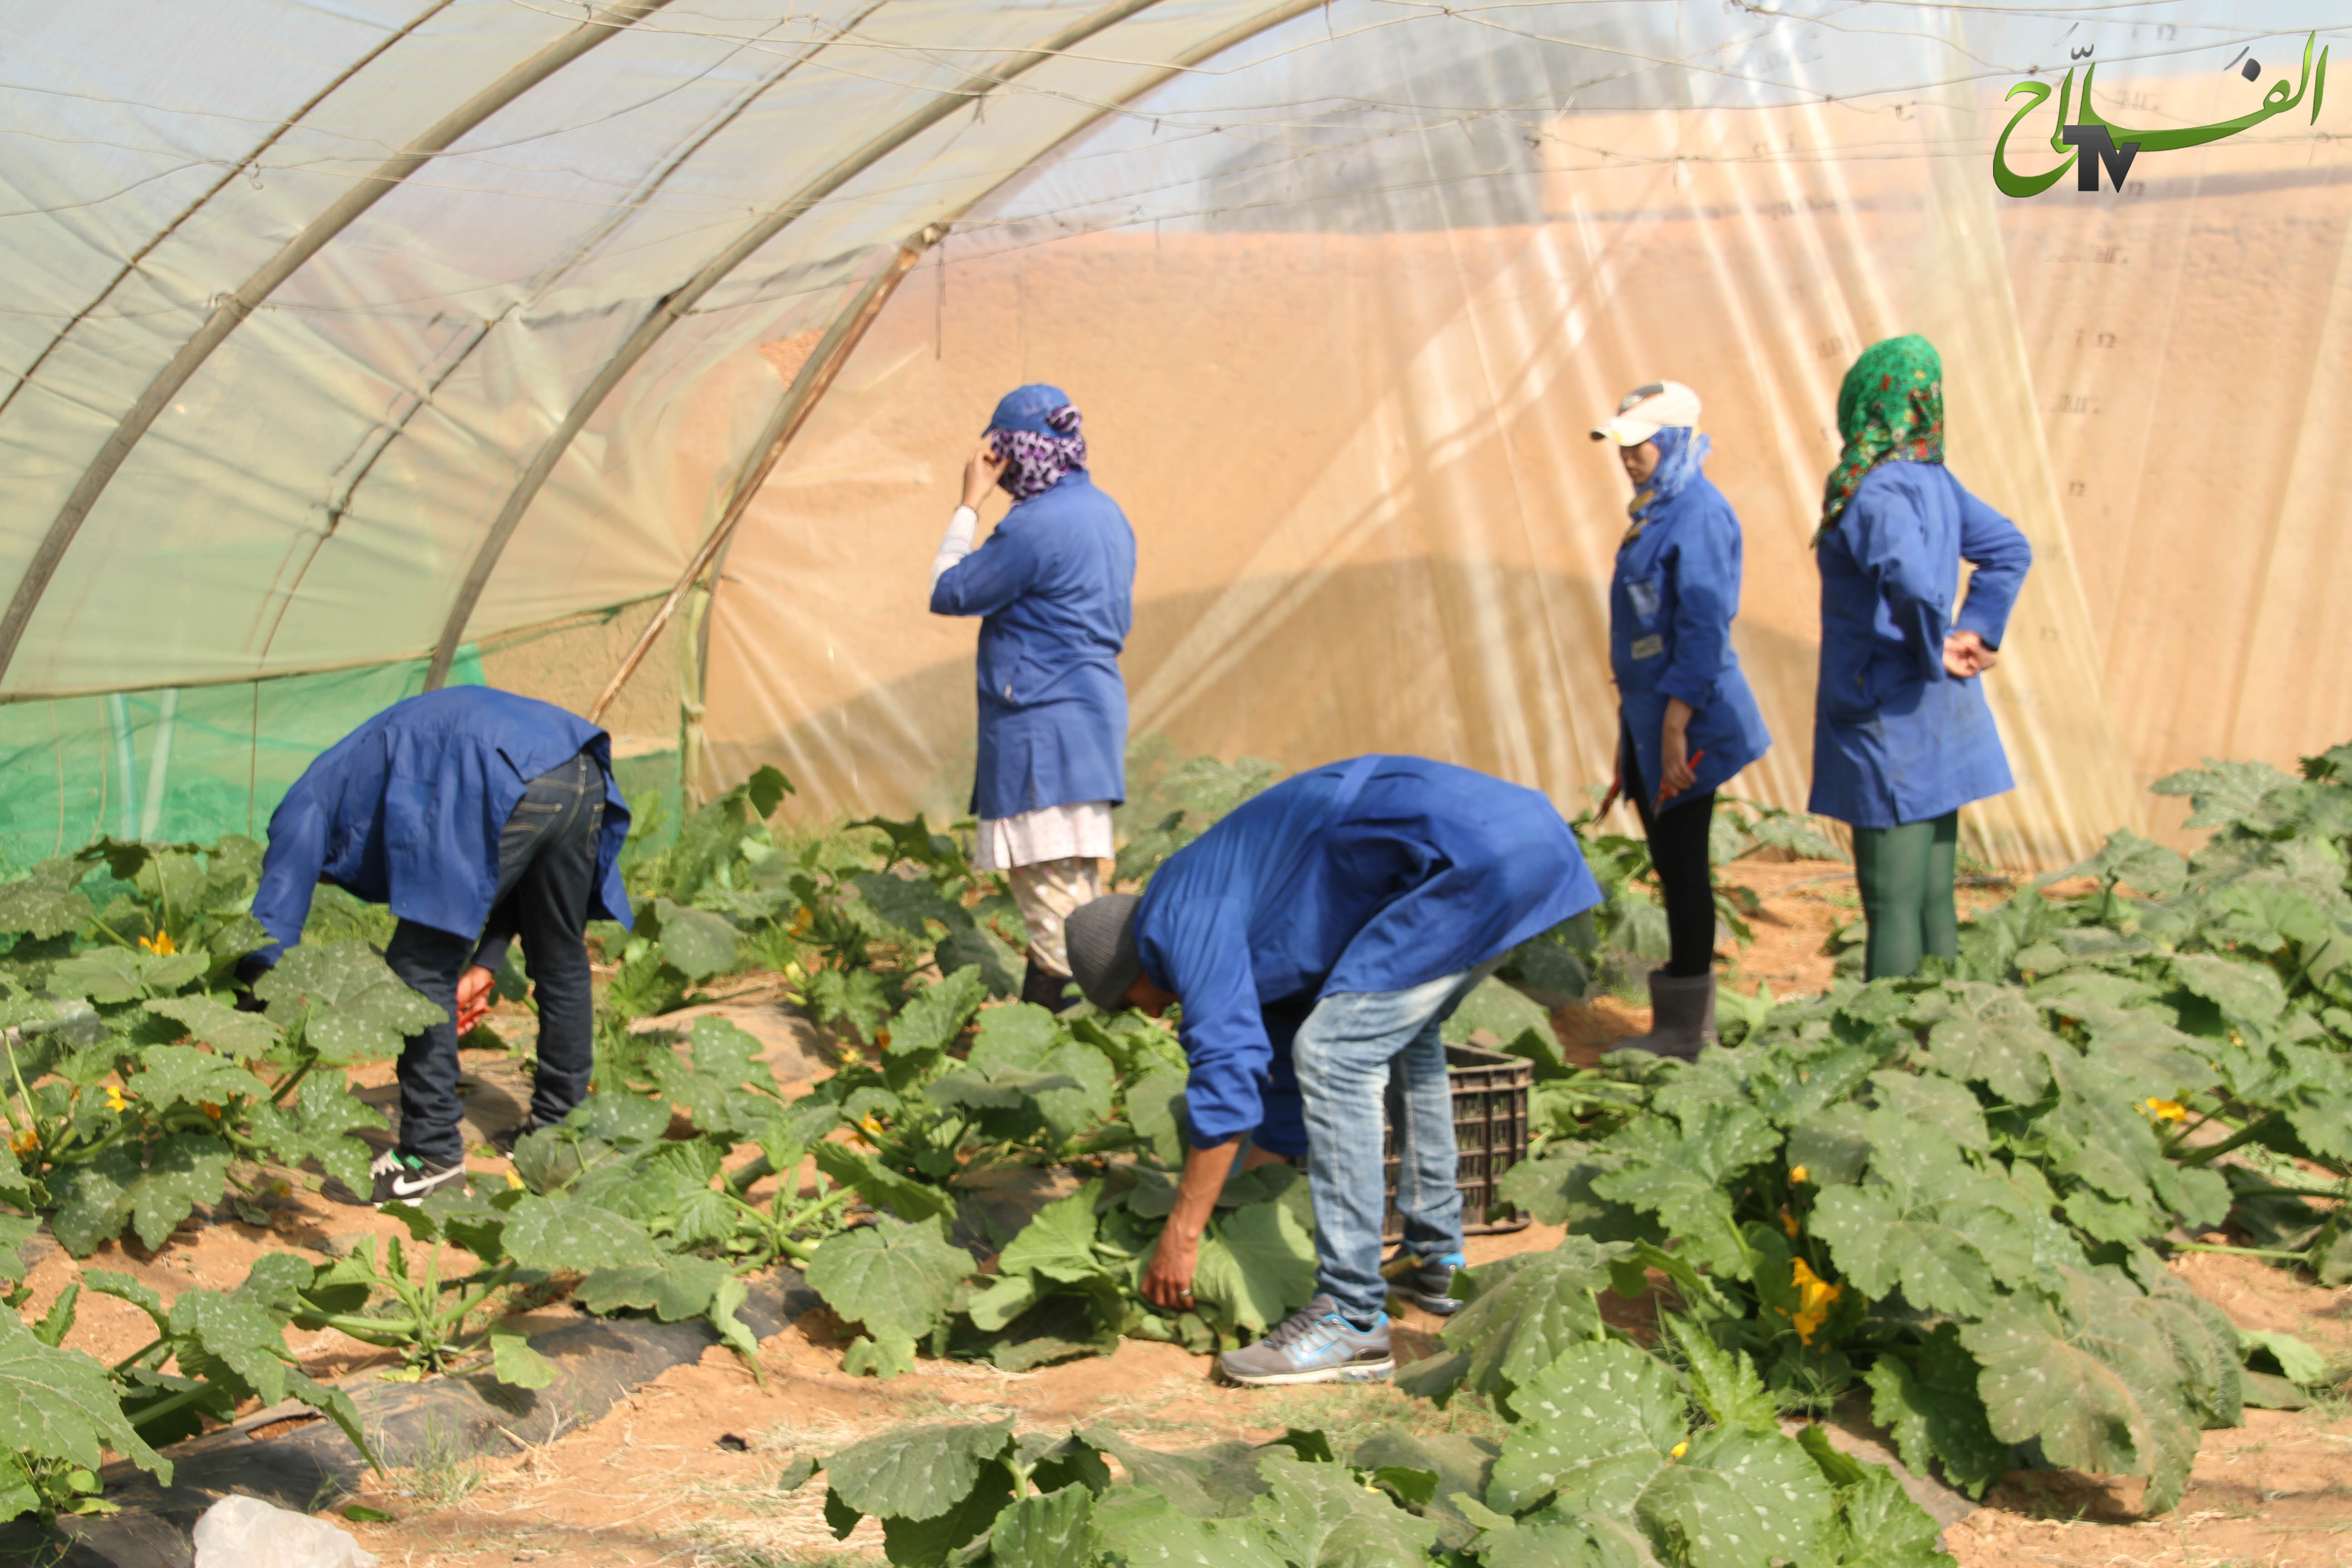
xmin=1591 ymin=381 xmax=1772 ymax=1057
xmin=1810 ymin=336 xmax=2032 ymax=979
xmin=931 ymin=385 xmax=1136 ymax=1009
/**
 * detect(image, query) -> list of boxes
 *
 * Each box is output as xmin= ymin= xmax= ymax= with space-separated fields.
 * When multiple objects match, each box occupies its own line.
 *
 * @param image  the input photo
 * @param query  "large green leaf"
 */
xmin=127 ymin=1045 xmax=268 ymax=1115
xmin=650 ymin=898 xmax=740 ymax=981
xmin=825 ymin=1417 xmax=1013 ymax=1520
xmin=1812 ymin=1115 xmax=2039 ymax=1318
xmin=257 ymin=941 xmax=446 ymax=1061
xmin=577 ymin=1255 xmax=730 ymax=1321
xmin=809 ymin=1140 xmax=957 ymax=1225
xmin=1591 ymin=1101 xmax=1778 ymax=1277
xmin=1249 ymin=1451 xmax=1441 ymax=1568
xmin=144 ymin=995 xmax=281 ymax=1059
xmin=890 ymin=966 xmax=990 ymax=1057
xmin=1862 ymin=1326 xmax=2007 ymax=1498
xmin=1821 ymin=1464 xmax=1948 ymax=1568
xmin=2171 ymin=953 xmax=2287 ymax=1027
xmin=806 ymin=1215 xmax=972 ymax=1343
xmin=125 ymin=1132 xmax=233 ymax=1251
xmin=1666 ymin=1316 xmax=1778 ymax=1435
xmin=1441 ymin=977 xmax=1564 ymax=1068
xmin=50 ymin=947 xmax=202 ymax=1003
xmin=1125 ymin=1063 xmax=1191 ymax=1163
xmin=0 ymin=860 xmax=93 ymax=939
xmin=46 ymin=1148 xmax=138 ymax=1256
xmin=1637 ymin=1426 xmax=1836 ymax=1568
xmin=1438 ymin=1237 xmax=1629 ymax=1409
xmin=991 ymin=1483 xmax=1098 ymax=1568
xmin=490 ymin=1328 xmax=558 ymax=1391
xmin=1193 ymin=1200 xmax=1316 ymax=1335
xmin=501 ymin=1195 xmax=660 ymax=1273
xmin=168 ymin=1286 xmax=294 ymax=1406
xmin=1921 ymin=992 xmax=2062 ymax=1104
xmin=1091 ymin=1487 xmax=1287 ymax=1568
xmin=1960 ymin=1267 xmax=2200 ymax=1511
xmin=0 ymin=1311 xmax=167 ymax=1482
xmin=995 ymin=1182 xmax=1105 ymax=1284
xmin=1079 ymin=1428 xmax=1269 ymax=1519
xmin=1487 ymin=1338 xmax=1686 ymax=1516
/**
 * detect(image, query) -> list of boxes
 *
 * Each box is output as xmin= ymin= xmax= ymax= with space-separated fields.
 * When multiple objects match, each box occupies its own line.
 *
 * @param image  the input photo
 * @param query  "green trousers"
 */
xmin=1853 ymin=811 xmax=1959 ymax=980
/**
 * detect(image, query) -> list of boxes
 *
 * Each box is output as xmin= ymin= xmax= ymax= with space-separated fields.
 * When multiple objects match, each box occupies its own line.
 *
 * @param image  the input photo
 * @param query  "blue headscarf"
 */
xmin=1625 ymin=425 xmax=1710 ymax=537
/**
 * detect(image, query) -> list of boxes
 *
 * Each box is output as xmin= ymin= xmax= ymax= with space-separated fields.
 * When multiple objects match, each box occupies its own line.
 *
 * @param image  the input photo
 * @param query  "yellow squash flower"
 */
xmin=1669 ymin=1440 xmax=1689 ymax=1460
xmin=875 ymin=1029 xmax=892 ymax=1051
xmin=199 ymin=1101 xmax=223 ymax=1121
xmin=1779 ymin=1205 xmax=1800 ymax=1240
xmin=9 ymin=1128 xmax=36 ymax=1157
xmin=138 ymin=930 xmax=176 ymax=956
xmin=1788 ymin=1165 xmax=1809 ymax=1185
xmin=103 ymin=1085 xmax=128 ymax=1113
xmin=2141 ymin=1098 xmax=2187 ymax=1122
xmin=791 ymin=907 xmax=814 ymax=935
xmin=1790 ymin=1258 xmax=1843 ymax=1345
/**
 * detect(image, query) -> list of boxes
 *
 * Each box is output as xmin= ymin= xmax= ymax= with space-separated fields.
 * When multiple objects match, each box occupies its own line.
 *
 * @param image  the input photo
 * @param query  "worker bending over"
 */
xmin=1063 ymin=755 xmax=1600 ymax=1386
xmin=238 ymin=687 xmax=631 ymax=1205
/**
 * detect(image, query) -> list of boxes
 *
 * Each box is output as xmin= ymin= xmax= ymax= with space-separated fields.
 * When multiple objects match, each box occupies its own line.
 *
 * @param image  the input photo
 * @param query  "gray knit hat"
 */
xmin=1064 ymin=894 xmax=1144 ymax=1012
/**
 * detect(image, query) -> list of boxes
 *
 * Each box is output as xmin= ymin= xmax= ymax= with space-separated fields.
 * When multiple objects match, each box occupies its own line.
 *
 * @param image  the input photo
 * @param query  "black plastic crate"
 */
xmin=1381 ymin=1043 xmax=1531 ymax=1241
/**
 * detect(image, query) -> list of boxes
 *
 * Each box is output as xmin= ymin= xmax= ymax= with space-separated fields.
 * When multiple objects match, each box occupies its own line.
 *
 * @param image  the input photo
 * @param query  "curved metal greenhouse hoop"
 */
xmin=581 ymin=0 xmax=1334 ymax=726
xmin=419 ymin=0 xmax=1176 ymax=691
xmin=0 ymin=0 xmax=679 ymax=694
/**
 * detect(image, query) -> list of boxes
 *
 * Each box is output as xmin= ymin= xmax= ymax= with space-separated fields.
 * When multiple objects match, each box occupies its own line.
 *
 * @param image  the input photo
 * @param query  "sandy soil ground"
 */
xmin=32 ymin=862 xmax=2352 ymax=1565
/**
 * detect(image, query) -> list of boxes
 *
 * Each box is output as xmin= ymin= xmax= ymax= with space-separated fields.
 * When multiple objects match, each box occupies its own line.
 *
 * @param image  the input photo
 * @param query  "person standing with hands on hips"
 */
xmin=931 ymin=385 xmax=1136 ymax=1011
xmin=1810 ymin=335 xmax=2032 ymax=979
xmin=1590 ymin=381 xmax=1771 ymax=1058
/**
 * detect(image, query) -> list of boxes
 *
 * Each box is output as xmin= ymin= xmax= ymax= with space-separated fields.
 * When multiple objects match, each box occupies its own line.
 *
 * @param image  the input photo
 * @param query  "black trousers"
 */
xmin=382 ymin=750 xmax=604 ymax=1163
xmin=1622 ymin=725 xmax=1719 ymax=979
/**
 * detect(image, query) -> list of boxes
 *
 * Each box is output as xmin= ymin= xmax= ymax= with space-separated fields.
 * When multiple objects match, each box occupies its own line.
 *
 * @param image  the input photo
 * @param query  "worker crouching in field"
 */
xmin=237 ymin=688 xmax=632 ymax=1206
xmin=1590 ymin=380 xmax=1771 ymax=1058
xmin=1063 ymin=756 xmax=1602 ymax=1387
xmin=1810 ymin=336 xmax=2031 ymax=979
xmin=931 ymin=384 xmax=1137 ymax=1012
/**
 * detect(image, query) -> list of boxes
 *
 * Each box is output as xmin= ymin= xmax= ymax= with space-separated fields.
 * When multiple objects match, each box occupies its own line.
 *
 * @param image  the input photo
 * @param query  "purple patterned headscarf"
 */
xmin=990 ymin=403 xmax=1087 ymax=502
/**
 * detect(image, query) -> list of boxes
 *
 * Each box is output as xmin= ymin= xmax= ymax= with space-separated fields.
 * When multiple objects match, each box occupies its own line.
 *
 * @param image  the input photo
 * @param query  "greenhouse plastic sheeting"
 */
xmin=702 ymin=2 xmax=2352 ymax=867
xmin=5 ymin=2 xmax=2350 ymax=870
xmin=0 ymin=649 xmax=480 ymax=874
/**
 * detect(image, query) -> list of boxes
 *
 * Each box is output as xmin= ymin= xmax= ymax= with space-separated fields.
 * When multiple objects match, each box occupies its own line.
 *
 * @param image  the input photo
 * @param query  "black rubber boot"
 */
xmin=1021 ymin=960 xmax=1078 ymax=1014
xmin=1625 ymin=970 xmax=1715 ymax=1061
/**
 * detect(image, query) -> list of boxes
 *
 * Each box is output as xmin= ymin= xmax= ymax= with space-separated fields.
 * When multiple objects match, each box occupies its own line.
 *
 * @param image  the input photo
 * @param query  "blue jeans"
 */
xmin=1293 ymin=965 xmax=1489 ymax=1321
xmin=383 ymin=750 xmax=605 ymax=1164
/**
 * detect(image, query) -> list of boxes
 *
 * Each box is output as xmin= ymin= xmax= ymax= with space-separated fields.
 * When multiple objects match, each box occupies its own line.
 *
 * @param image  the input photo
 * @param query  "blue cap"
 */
xmin=986 ymin=383 xmax=1072 ymax=436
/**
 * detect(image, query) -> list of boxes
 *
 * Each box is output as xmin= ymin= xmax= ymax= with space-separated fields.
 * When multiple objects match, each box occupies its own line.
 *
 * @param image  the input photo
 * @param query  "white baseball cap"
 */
xmin=1591 ymin=380 xmax=1702 ymax=446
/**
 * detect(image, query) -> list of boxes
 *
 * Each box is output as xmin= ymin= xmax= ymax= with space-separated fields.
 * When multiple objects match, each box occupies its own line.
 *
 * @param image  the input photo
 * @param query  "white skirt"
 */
xmin=973 ymin=800 xmax=1116 ymax=872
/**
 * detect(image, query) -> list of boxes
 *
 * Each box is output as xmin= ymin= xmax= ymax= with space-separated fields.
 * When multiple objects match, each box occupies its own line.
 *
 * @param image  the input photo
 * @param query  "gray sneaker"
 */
xmin=1386 ymin=1250 xmax=1467 ymax=1315
xmin=1216 ymin=1295 xmax=1394 ymax=1387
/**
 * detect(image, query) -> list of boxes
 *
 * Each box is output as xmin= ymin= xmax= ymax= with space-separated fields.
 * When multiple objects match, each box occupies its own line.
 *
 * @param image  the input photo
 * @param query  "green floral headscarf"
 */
xmin=1818 ymin=334 xmax=1944 ymax=538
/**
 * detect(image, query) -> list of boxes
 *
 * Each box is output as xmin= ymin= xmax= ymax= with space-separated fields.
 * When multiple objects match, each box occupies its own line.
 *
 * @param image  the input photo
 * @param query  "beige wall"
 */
xmin=691 ymin=94 xmax=2351 ymax=868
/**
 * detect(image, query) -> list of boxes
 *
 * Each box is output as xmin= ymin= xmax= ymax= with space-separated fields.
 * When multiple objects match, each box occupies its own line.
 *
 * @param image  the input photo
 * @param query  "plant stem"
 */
xmin=2174 ymin=1241 xmax=2310 ymax=1262
xmin=2177 ymin=1115 xmax=2276 ymax=1167
xmin=269 ymin=1050 xmax=318 ymax=1107
xmin=124 ymin=1384 xmax=212 ymax=1430
xmin=110 ymin=1337 xmax=165 ymax=1375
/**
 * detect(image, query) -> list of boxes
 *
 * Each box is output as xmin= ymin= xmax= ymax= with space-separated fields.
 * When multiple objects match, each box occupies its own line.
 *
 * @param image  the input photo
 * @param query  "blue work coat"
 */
xmin=1133 ymin=755 xmax=1602 ymax=1147
xmin=247 ymin=688 xmax=632 ymax=965
xmin=1611 ymin=473 xmax=1771 ymax=807
xmin=930 ymin=472 xmax=1135 ymax=819
xmin=1808 ymin=463 xmax=2033 ymax=828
